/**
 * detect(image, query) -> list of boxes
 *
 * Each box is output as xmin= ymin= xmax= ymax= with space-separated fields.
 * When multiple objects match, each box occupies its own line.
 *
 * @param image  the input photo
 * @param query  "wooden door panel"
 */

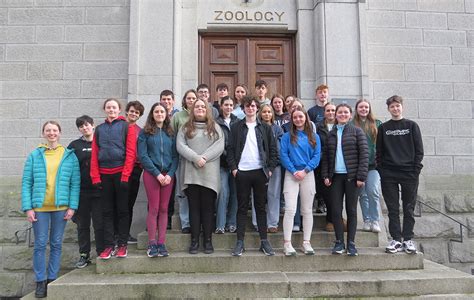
xmin=254 ymin=42 xmax=284 ymax=65
xmin=210 ymin=44 xmax=239 ymax=64
xmin=200 ymin=35 xmax=294 ymax=97
xmin=210 ymin=72 xmax=238 ymax=98
xmin=256 ymin=73 xmax=283 ymax=98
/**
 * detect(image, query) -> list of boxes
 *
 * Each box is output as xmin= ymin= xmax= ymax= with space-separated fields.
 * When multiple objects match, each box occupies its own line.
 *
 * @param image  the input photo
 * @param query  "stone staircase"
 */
xmin=22 ymin=214 xmax=474 ymax=299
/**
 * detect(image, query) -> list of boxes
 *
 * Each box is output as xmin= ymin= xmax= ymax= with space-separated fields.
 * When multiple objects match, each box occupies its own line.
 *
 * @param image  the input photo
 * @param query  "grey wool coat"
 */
xmin=176 ymin=122 xmax=225 ymax=195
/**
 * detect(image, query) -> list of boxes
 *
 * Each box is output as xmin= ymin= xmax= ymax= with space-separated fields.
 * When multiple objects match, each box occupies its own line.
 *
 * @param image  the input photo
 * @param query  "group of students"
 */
xmin=21 ymin=80 xmax=423 ymax=298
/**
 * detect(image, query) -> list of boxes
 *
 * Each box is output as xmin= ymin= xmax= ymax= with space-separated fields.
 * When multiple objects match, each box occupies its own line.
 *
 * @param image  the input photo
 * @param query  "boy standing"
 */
xmin=255 ymin=80 xmax=271 ymax=106
xmin=124 ymin=101 xmax=145 ymax=243
xmin=376 ymin=95 xmax=423 ymax=254
xmin=197 ymin=83 xmax=219 ymax=119
xmin=68 ymin=115 xmax=104 ymax=268
xmin=227 ymin=96 xmax=278 ymax=256
xmin=214 ymin=83 xmax=229 ymax=111
xmin=308 ymin=84 xmax=329 ymax=125
xmin=159 ymin=90 xmax=179 ymax=116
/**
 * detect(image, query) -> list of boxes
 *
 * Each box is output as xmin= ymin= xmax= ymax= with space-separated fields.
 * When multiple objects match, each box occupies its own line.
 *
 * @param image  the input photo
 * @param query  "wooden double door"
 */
xmin=199 ymin=34 xmax=296 ymax=99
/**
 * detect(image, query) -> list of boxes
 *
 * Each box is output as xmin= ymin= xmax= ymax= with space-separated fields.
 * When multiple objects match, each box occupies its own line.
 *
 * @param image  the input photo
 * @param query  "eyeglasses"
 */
xmin=245 ymin=104 xmax=257 ymax=108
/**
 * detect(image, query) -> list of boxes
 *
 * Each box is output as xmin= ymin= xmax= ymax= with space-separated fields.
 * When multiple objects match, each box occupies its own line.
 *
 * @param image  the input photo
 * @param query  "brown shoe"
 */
xmin=325 ymin=222 xmax=334 ymax=232
xmin=343 ymin=218 xmax=348 ymax=232
xmin=267 ymin=227 xmax=278 ymax=233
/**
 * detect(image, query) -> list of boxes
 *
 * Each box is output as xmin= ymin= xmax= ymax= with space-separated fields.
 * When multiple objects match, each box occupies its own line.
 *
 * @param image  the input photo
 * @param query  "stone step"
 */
xmin=23 ymin=260 xmax=473 ymax=299
xmin=169 ymin=212 xmax=329 ymax=230
xmin=96 ymin=248 xmax=424 ymax=274
xmin=137 ymin=229 xmax=379 ymax=250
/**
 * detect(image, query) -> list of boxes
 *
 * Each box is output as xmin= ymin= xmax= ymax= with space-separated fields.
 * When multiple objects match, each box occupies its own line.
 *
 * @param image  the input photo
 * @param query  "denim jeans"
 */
xmin=216 ymin=168 xmax=238 ymax=229
xmin=175 ymin=162 xmax=190 ymax=229
xmin=226 ymin=173 xmax=238 ymax=228
xmin=251 ymin=166 xmax=281 ymax=228
xmin=33 ymin=210 xmax=67 ymax=282
xmin=358 ymin=169 xmax=381 ymax=222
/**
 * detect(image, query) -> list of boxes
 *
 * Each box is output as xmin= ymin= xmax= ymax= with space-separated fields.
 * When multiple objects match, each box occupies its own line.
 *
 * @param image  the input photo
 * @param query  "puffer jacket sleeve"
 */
xmin=355 ymin=127 xmax=369 ymax=182
xmin=68 ymin=153 xmax=81 ymax=210
xmin=21 ymin=152 xmax=35 ymax=211
xmin=267 ymin=125 xmax=279 ymax=171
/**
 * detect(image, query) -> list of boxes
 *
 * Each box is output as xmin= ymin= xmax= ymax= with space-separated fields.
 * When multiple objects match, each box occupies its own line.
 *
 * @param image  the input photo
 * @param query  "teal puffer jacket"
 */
xmin=21 ymin=147 xmax=80 ymax=211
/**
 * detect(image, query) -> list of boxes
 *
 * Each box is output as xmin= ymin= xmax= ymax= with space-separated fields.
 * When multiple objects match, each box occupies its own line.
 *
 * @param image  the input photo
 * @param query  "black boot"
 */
xmin=189 ymin=239 xmax=199 ymax=254
xmin=47 ymin=279 xmax=54 ymax=285
xmin=35 ymin=280 xmax=47 ymax=298
xmin=204 ymin=238 xmax=214 ymax=254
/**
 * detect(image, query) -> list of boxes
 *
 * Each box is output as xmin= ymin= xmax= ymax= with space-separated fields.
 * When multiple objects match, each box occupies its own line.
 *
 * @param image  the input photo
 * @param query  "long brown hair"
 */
xmin=353 ymin=99 xmax=378 ymax=140
xmin=183 ymin=99 xmax=219 ymax=139
xmin=143 ymin=102 xmax=173 ymax=136
xmin=181 ymin=89 xmax=197 ymax=110
xmin=290 ymin=107 xmax=316 ymax=148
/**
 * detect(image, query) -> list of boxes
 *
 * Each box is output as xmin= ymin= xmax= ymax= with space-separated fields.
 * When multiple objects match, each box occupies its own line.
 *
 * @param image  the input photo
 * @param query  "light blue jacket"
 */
xmin=21 ymin=146 xmax=80 ymax=211
xmin=280 ymin=130 xmax=321 ymax=174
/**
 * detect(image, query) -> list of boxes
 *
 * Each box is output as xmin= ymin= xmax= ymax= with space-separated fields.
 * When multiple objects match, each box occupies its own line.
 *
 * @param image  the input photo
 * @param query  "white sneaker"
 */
xmin=402 ymin=240 xmax=417 ymax=254
xmin=301 ymin=241 xmax=315 ymax=255
xmin=283 ymin=242 xmax=297 ymax=256
xmin=371 ymin=221 xmax=381 ymax=233
xmin=385 ymin=240 xmax=403 ymax=254
xmin=362 ymin=220 xmax=371 ymax=231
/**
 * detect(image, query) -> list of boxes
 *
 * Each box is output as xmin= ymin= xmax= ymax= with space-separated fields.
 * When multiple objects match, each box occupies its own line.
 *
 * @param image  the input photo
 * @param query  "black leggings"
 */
xmin=185 ymin=185 xmax=216 ymax=242
xmin=101 ymin=173 xmax=129 ymax=247
xmin=329 ymin=174 xmax=358 ymax=243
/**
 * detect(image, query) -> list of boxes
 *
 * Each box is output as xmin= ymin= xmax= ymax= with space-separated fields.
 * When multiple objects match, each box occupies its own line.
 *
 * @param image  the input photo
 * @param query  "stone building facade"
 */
xmin=0 ymin=0 xmax=472 ymax=297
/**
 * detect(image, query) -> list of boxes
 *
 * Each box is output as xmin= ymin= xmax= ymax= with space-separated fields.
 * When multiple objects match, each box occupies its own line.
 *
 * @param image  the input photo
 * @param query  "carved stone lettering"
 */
xmin=213 ymin=10 xmax=285 ymax=23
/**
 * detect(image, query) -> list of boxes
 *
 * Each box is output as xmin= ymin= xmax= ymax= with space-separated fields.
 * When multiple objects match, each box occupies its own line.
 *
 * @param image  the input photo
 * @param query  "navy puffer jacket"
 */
xmin=321 ymin=123 xmax=369 ymax=182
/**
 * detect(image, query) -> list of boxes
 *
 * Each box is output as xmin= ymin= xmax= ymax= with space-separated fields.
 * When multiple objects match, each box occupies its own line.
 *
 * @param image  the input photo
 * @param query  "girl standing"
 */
xmin=284 ymin=95 xmax=296 ymax=114
xmin=215 ymin=96 xmax=239 ymax=234
xmin=253 ymin=104 xmax=283 ymax=233
xmin=91 ymin=98 xmax=137 ymax=260
xmin=321 ymin=104 xmax=368 ymax=256
xmin=280 ymin=108 xmax=321 ymax=255
xmin=177 ymin=99 xmax=224 ymax=254
xmin=138 ymin=103 xmax=178 ymax=257
xmin=22 ymin=121 xmax=80 ymax=298
xmin=171 ymin=89 xmax=197 ymax=233
xmin=352 ymin=99 xmax=383 ymax=233
xmin=271 ymin=94 xmax=290 ymax=128
xmin=232 ymin=84 xmax=248 ymax=120
xmin=316 ymin=103 xmax=336 ymax=232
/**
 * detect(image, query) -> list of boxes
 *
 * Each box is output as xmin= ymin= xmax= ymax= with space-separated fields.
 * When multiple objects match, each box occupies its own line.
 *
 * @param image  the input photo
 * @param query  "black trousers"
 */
xmin=73 ymin=189 xmax=104 ymax=256
xmin=235 ymin=169 xmax=268 ymax=241
xmin=185 ymin=185 xmax=216 ymax=242
xmin=127 ymin=165 xmax=143 ymax=233
xmin=101 ymin=173 xmax=129 ymax=247
xmin=381 ymin=176 xmax=419 ymax=241
xmin=329 ymin=174 xmax=358 ymax=243
xmin=315 ymin=169 xmax=332 ymax=223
